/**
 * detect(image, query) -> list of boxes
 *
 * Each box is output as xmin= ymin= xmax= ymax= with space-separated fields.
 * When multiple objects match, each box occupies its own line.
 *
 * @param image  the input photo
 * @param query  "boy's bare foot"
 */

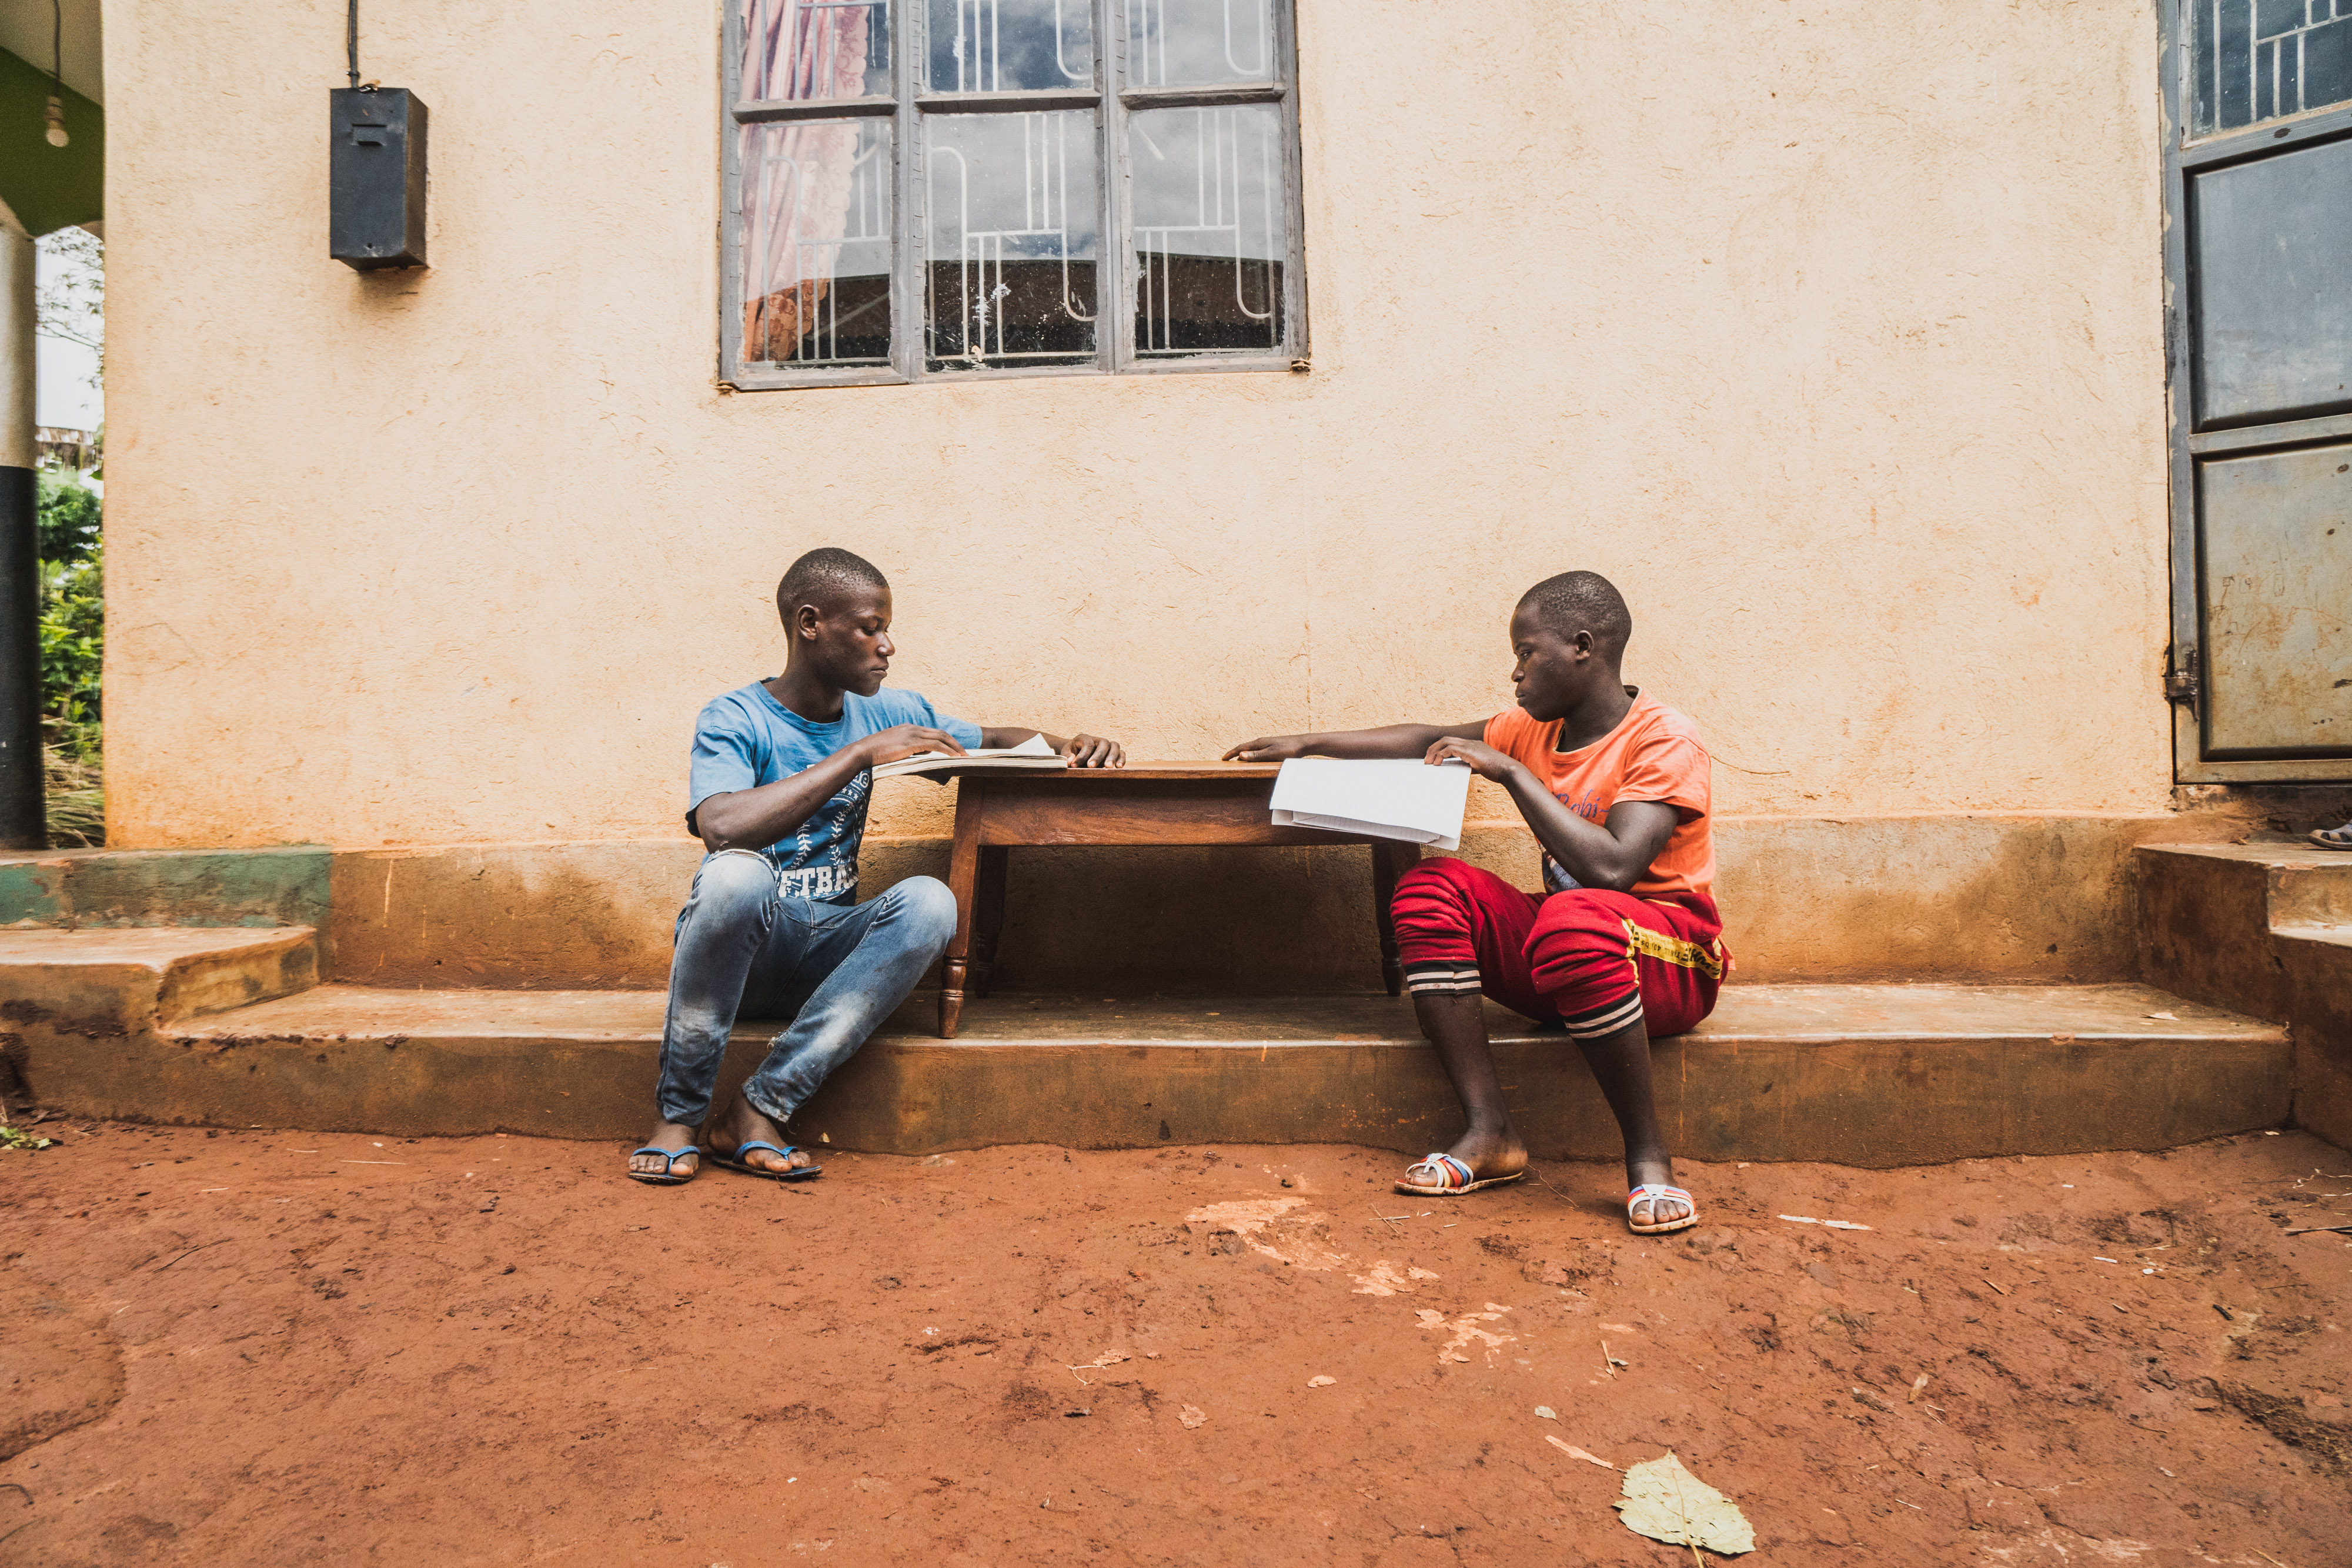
xmin=704 ymin=1095 xmax=817 ymax=1175
xmin=1397 ymin=1126 xmax=1528 ymax=1192
xmin=627 ymin=1121 xmax=699 ymax=1181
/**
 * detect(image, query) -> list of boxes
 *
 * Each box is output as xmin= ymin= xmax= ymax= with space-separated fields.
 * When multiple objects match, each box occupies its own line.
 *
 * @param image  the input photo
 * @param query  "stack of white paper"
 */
xmin=1269 ymin=757 xmax=1472 ymax=850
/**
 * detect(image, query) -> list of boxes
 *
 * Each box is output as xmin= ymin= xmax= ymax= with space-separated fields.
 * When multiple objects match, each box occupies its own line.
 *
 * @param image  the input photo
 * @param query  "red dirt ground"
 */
xmin=4 ymin=1125 xmax=2350 ymax=1566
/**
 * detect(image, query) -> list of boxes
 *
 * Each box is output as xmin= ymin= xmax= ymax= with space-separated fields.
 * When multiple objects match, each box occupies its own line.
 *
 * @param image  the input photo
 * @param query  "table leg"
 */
xmin=940 ymin=787 xmax=985 ymax=1039
xmin=970 ymin=845 xmax=1010 ymax=1000
xmin=1371 ymin=840 xmax=1418 ymax=997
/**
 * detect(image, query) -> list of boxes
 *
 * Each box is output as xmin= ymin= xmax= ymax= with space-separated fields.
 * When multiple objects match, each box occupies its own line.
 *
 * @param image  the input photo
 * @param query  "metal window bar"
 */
xmin=1125 ymin=0 xmax=1270 ymax=87
xmin=742 ymin=0 xmax=887 ymax=102
xmin=1110 ymin=0 xmax=1301 ymax=371
xmin=940 ymin=0 xmax=1091 ymax=91
xmin=742 ymin=124 xmax=892 ymax=366
xmin=2193 ymin=0 xmax=2352 ymax=136
xmin=925 ymin=115 xmax=1096 ymax=367
xmin=1131 ymin=106 xmax=1277 ymax=355
xmin=722 ymin=0 xmax=1304 ymax=387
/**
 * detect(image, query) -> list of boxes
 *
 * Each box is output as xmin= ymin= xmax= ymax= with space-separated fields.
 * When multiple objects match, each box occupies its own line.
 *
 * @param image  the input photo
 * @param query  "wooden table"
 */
xmin=934 ymin=763 xmax=1421 ymax=1038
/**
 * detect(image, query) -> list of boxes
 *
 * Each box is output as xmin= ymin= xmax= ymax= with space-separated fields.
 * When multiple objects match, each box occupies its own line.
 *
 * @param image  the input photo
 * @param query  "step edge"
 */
xmin=160 ymin=1027 xmax=2292 ymax=1048
xmin=152 ymin=928 xmax=323 ymax=1024
xmin=2137 ymin=840 xmax=2352 ymax=864
xmin=0 ymin=924 xmax=319 ymax=962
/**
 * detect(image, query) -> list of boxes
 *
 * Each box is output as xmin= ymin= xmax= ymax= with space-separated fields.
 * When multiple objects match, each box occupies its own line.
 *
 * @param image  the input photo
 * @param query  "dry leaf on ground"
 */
xmin=1177 ymin=1405 xmax=1207 ymax=1428
xmin=1613 ymin=1450 xmax=1755 ymax=1555
xmin=1545 ymin=1434 xmax=1616 ymax=1470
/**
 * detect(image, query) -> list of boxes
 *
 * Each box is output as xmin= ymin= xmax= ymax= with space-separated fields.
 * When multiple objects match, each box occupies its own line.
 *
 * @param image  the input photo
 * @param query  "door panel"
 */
xmin=2167 ymin=2 xmax=2352 ymax=781
xmin=2196 ymin=442 xmax=2352 ymax=757
xmin=2190 ymin=141 xmax=2352 ymax=427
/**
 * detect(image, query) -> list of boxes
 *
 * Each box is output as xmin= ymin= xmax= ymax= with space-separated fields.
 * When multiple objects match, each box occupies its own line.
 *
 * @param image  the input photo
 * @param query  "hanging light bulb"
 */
xmin=44 ymin=4 xmax=68 ymax=144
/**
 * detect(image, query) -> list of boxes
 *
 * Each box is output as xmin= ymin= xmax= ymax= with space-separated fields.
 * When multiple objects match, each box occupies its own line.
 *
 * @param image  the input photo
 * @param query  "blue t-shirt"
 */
xmin=687 ymin=683 xmax=982 ymax=903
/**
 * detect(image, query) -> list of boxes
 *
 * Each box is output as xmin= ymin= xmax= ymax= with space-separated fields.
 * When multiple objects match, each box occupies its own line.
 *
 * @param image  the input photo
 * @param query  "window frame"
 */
xmin=718 ymin=0 xmax=1309 ymax=391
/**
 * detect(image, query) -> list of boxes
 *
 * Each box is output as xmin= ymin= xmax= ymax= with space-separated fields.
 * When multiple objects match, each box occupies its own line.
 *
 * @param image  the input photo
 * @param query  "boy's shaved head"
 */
xmin=1519 ymin=570 xmax=1632 ymax=661
xmin=777 ymin=548 xmax=889 ymax=620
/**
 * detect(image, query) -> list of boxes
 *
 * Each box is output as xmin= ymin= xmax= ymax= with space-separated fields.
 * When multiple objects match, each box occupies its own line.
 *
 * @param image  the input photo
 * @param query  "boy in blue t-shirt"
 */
xmin=627 ymin=549 xmax=1123 ymax=1185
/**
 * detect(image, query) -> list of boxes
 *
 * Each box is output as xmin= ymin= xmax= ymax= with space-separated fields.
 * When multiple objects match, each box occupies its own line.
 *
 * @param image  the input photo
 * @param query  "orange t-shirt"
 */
xmin=1484 ymin=690 xmax=1716 ymax=911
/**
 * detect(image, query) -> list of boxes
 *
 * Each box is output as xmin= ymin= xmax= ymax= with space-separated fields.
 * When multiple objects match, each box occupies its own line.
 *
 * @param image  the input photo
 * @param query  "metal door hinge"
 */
xmin=2164 ymin=647 xmax=2200 ymax=707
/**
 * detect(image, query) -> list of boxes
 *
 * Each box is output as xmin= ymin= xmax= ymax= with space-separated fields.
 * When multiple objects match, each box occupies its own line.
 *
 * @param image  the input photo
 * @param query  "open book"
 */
xmin=1269 ymin=757 xmax=1472 ymax=850
xmin=869 ymin=730 xmax=1069 ymax=781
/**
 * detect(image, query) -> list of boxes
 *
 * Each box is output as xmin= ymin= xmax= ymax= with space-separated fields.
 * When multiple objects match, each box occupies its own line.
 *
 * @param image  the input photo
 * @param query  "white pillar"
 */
xmin=0 ymin=206 xmax=32 ymax=469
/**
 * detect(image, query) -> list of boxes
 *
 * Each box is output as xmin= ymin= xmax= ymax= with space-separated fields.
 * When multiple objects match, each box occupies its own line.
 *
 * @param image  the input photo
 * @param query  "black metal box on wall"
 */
xmin=330 ymin=88 xmax=428 ymax=269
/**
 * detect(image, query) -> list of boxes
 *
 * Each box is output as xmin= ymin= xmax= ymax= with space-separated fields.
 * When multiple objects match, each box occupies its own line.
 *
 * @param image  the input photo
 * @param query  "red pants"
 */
xmin=1391 ymin=858 xmax=1728 ymax=1040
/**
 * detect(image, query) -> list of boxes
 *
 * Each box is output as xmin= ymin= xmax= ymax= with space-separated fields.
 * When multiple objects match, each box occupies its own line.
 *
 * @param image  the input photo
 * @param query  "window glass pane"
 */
xmin=1125 ymin=0 xmax=1274 ymax=88
xmin=2191 ymin=0 xmax=2352 ymax=136
xmin=743 ymin=0 xmax=891 ymax=102
xmin=740 ymin=119 xmax=894 ymax=367
xmin=925 ymin=0 xmax=1096 ymax=92
xmin=1128 ymin=103 xmax=1284 ymax=355
xmin=923 ymin=112 xmax=1099 ymax=370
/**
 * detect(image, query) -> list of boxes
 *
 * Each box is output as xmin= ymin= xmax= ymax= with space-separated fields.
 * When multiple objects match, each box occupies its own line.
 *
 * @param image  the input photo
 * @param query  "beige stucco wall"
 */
xmin=100 ymin=0 xmax=2170 ymax=852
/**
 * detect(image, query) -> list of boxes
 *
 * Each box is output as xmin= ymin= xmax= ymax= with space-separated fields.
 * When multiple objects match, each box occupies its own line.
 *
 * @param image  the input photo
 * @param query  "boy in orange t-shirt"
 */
xmin=1224 ymin=571 xmax=1725 ymax=1234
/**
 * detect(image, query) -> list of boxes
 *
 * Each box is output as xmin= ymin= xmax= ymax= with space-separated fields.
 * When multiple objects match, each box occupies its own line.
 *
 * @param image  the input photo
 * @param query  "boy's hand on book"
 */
xmin=1424 ymin=735 xmax=1518 ymax=783
xmin=1062 ymin=733 xmax=1125 ymax=770
xmin=1222 ymin=734 xmax=1309 ymax=762
xmin=860 ymin=725 xmax=969 ymax=768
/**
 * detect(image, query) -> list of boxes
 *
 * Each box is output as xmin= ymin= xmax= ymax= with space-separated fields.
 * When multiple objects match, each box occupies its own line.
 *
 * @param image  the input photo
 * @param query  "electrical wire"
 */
xmin=347 ymin=0 xmax=360 ymax=89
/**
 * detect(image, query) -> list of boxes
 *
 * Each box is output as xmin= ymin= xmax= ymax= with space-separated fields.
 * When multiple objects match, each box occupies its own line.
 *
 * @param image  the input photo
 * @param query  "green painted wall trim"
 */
xmin=0 ymin=847 xmax=330 ymax=930
xmin=1 ymin=46 xmax=102 ymax=235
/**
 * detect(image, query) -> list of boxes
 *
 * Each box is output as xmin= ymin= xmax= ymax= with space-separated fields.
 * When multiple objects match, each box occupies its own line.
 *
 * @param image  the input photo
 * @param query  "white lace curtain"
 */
xmin=740 ymin=0 xmax=875 ymax=360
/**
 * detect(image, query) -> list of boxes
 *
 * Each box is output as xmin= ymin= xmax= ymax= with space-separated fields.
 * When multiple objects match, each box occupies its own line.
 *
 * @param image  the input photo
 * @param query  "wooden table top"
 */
xmin=933 ymin=761 xmax=1281 ymax=783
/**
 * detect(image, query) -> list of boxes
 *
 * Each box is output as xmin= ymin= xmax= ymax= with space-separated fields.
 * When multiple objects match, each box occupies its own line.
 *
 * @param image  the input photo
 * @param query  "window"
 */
xmin=2190 ymin=0 xmax=2352 ymax=136
xmin=721 ymin=0 xmax=1305 ymax=388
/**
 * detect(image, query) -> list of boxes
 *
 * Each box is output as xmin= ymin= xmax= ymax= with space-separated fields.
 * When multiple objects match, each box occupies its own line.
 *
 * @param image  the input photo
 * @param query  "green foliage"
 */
xmin=36 ymin=472 xmax=104 ymax=844
xmin=37 ymin=470 xmax=101 ymax=564
xmin=41 ymin=553 xmax=103 ymax=740
xmin=0 ymin=1126 xmax=58 ymax=1152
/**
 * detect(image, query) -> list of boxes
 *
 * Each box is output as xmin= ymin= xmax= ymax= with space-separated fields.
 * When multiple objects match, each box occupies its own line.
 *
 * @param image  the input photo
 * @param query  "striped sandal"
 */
xmin=1395 ymin=1152 xmax=1526 ymax=1197
xmin=1626 ymin=1183 xmax=1699 ymax=1235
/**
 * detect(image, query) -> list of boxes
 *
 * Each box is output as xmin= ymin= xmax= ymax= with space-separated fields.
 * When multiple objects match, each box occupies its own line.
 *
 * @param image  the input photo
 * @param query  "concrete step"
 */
xmin=0 ymin=926 xmax=320 ymax=1034
xmin=17 ymin=979 xmax=2287 ymax=1166
xmin=2134 ymin=841 xmax=2352 ymax=1148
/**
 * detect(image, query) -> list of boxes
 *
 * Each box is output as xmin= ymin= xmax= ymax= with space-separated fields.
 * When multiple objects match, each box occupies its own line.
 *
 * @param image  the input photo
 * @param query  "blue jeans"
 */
xmin=653 ymin=850 xmax=957 ymax=1128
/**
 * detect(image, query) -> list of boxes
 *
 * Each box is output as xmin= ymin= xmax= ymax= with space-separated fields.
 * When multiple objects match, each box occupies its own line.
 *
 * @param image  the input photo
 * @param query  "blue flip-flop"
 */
xmin=709 ymin=1139 xmax=823 ymax=1182
xmin=626 ymin=1145 xmax=700 ymax=1186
